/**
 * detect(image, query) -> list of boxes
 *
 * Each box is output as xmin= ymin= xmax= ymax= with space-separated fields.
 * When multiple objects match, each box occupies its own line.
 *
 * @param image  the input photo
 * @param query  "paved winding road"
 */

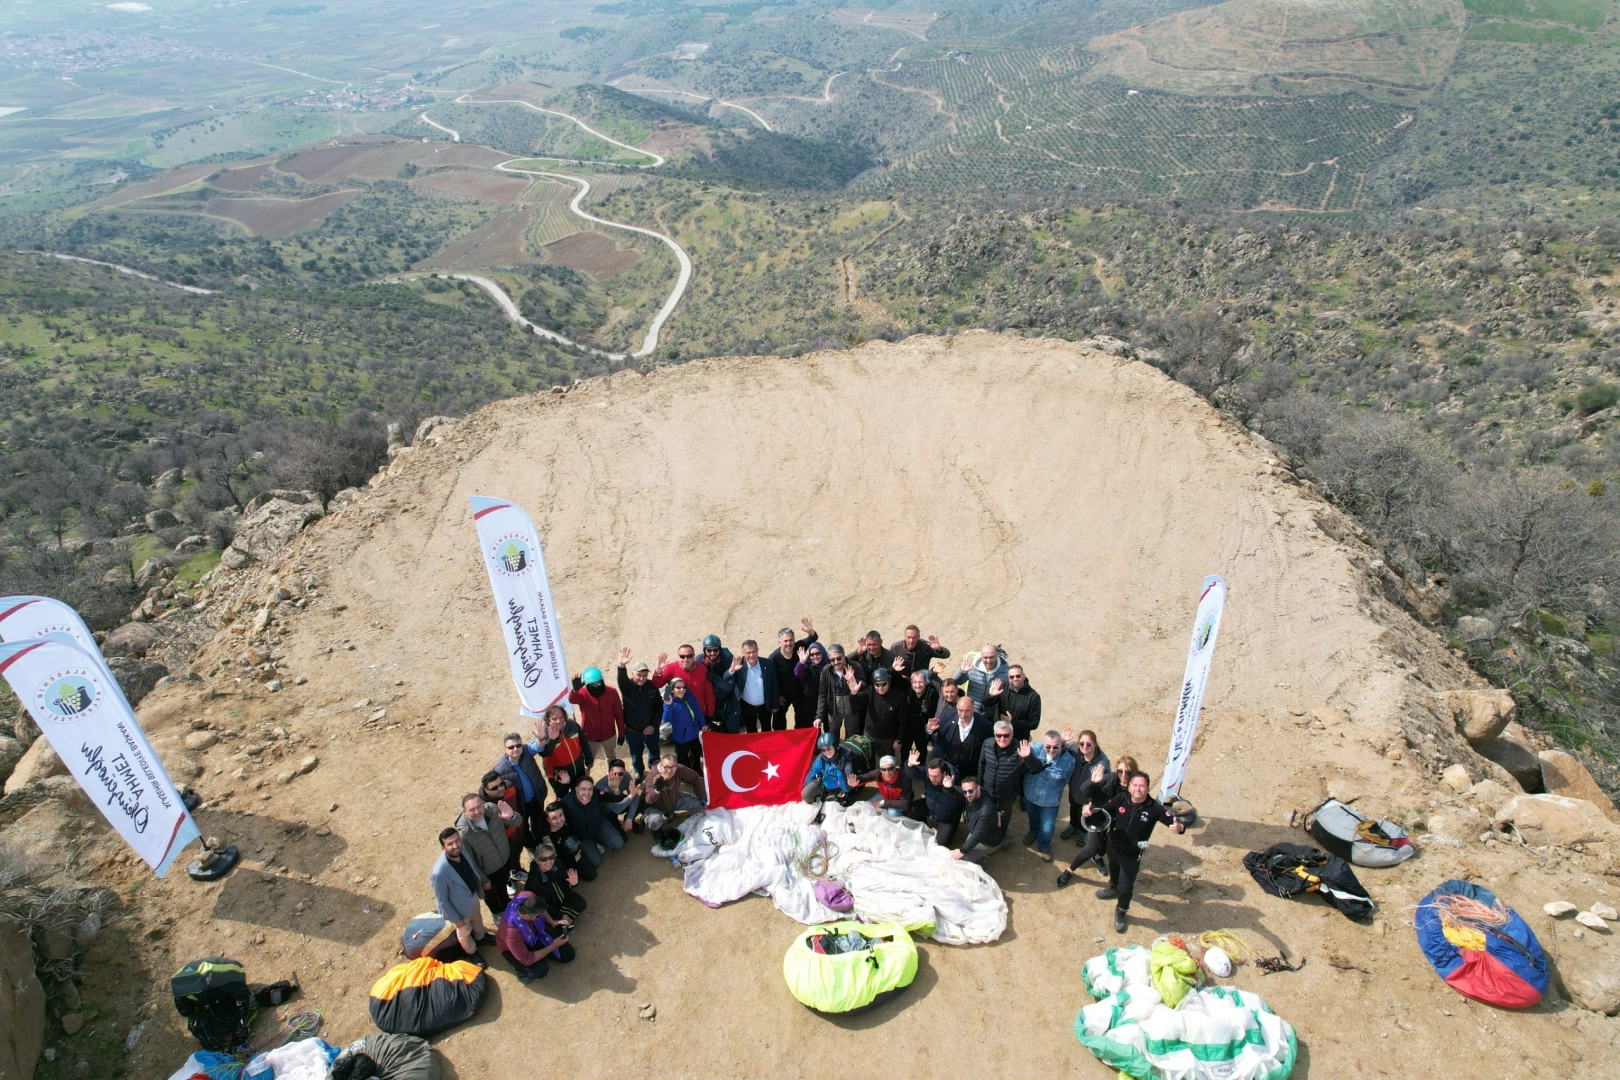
xmin=417 ymin=96 xmax=690 ymax=360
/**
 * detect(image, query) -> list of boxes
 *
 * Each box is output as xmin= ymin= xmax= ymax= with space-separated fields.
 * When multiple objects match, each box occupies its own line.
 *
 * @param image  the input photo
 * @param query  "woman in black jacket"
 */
xmin=1055 ymin=754 xmax=1135 ymax=889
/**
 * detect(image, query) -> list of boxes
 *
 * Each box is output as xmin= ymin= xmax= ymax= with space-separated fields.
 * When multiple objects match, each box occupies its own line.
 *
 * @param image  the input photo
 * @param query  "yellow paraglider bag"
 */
xmin=783 ymin=921 xmax=918 ymax=1014
xmin=1150 ymin=940 xmax=1199 ymax=1008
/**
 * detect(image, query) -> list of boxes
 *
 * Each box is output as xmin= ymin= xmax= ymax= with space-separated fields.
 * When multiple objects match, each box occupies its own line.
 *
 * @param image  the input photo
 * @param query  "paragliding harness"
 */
xmin=1304 ymin=797 xmax=1414 ymax=867
xmin=1242 ymin=843 xmax=1374 ymax=921
xmin=172 ymin=957 xmax=257 ymax=1051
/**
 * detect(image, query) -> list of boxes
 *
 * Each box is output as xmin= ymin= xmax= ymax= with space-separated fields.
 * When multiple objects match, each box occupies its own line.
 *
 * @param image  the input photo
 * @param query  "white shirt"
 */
xmin=741 ymin=661 xmax=766 ymax=706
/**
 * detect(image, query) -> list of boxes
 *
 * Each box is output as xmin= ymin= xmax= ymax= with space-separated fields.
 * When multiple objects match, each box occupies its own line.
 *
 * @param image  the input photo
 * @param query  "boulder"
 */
xmin=1465 ymin=779 xmax=1515 ymax=815
xmin=144 ymin=508 xmax=181 ymax=532
xmin=243 ymin=489 xmax=318 ymax=514
xmin=0 ymin=735 xmax=24 ymax=789
xmin=102 ymin=621 xmax=164 ymax=659
xmin=1495 ymin=794 xmax=1620 ymax=848
xmin=1551 ymin=929 xmax=1620 ymax=1014
xmin=1440 ymin=763 xmax=1473 ymax=793
xmin=153 ymin=467 xmax=183 ymax=490
xmin=414 ymin=415 xmax=457 ymax=445
xmin=133 ymin=557 xmax=169 ymax=589
xmin=220 ymin=545 xmax=254 ymax=570
xmin=183 ymin=731 xmax=218 ymax=752
xmin=224 ymin=498 xmax=320 ymax=567
xmin=173 ymin=535 xmax=208 ymax=554
xmin=106 ymin=656 xmax=168 ymax=708
xmin=1454 ymin=615 xmax=1496 ymax=642
xmin=3 ymin=737 xmax=66 ymax=795
xmin=1423 ymin=808 xmax=1485 ymax=845
xmin=1430 ymin=688 xmax=1516 ymax=744
xmin=1475 ymin=733 xmax=1543 ymax=792
xmin=1538 ymin=750 xmax=1620 ymax=823
xmin=0 ymin=915 xmax=45 ymax=1080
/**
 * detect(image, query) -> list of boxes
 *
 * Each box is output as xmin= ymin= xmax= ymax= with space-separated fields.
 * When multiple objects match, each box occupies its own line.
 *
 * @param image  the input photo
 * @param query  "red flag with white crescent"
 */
xmin=701 ymin=728 xmax=818 ymax=810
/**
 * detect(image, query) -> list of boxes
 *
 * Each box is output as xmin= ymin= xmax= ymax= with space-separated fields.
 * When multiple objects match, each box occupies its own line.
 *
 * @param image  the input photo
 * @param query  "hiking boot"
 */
xmin=1059 ymin=825 xmax=1079 ymax=841
xmin=1092 ymin=855 xmax=1107 ymax=876
xmin=1095 ymin=886 xmax=1119 ymax=901
xmin=1022 ymin=832 xmax=1037 ymax=846
xmin=1113 ymin=909 xmax=1128 ymax=934
xmin=1056 ymin=870 xmax=1073 ymax=888
xmin=1035 ymin=849 xmax=1052 ymax=862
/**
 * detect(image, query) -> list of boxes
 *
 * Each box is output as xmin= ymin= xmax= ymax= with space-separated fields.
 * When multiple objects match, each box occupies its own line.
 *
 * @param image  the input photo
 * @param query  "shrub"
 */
xmin=1576 ymin=380 xmax=1619 ymax=414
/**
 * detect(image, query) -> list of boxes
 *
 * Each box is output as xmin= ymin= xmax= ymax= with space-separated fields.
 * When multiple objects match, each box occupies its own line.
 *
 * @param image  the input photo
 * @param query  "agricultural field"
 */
xmin=1084 ymin=0 xmax=1468 ymax=99
xmin=861 ymin=44 xmax=1413 ymax=208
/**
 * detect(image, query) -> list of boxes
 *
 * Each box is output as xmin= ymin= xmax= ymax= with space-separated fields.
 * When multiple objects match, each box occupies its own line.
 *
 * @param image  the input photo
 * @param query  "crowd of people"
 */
xmin=428 ymin=619 xmax=1187 ymax=982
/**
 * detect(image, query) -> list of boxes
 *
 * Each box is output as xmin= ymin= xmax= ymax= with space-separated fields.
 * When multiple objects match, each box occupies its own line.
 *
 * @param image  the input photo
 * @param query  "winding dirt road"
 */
xmin=417 ymin=95 xmax=690 ymax=360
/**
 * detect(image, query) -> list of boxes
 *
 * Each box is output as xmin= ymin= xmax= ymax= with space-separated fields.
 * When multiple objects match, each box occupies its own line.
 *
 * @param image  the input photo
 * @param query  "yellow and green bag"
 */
xmin=782 ymin=921 xmax=917 ymax=1014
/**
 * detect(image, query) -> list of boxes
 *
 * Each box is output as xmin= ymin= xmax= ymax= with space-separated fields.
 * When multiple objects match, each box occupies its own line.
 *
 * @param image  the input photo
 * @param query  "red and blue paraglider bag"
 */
xmin=1416 ymin=879 xmax=1546 ymax=1009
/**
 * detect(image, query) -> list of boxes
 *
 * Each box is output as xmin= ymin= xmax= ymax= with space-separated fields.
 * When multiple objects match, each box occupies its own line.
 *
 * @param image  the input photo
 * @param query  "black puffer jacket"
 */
xmin=617 ymin=666 xmax=664 ymax=735
xmin=977 ymin=738 xmax=1025 ymax=801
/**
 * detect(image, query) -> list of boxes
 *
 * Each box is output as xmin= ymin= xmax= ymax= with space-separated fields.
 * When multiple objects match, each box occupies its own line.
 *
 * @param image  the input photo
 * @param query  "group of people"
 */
xmin=428 ymin=619 xmax=1186 ymax=975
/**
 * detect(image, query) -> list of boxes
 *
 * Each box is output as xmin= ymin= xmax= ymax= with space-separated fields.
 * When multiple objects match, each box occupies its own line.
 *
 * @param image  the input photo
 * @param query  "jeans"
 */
xmin=1027 ymin=802 xmax=1059 ymax=853
xmin=739 ymin=701 xmax=771 ymax=733
xmin=642 ymin=791 xmax=705 ymax=832
xmin=625 ymin=730 xmax=656 ymax=776
xmin=579 ymin=820 xmax=625 ymax=868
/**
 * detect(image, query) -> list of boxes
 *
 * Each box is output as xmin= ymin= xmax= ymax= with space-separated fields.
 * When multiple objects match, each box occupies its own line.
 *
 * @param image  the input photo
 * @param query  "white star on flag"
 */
xmin=762 ymin=760 xmax=780 ymax=780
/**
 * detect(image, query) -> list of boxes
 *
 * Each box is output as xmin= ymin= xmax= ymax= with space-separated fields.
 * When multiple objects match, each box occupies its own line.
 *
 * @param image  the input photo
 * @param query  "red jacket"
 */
xmin=569 ymin=684 xmax=625 ymax=742
xmin=652 ymin=660 xmax=714 ymax=718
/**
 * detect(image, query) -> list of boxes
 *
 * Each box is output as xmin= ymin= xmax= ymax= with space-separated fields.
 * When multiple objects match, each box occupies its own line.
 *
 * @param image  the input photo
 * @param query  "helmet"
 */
xmin=1203 ymin=946 xmax=1233 ymax=978
xmin=872 ymin=668 xmax=890 ymax=684
xmin=582 ymin=666 xmax=604 ymax=685
xmin=878 ymin=755 xmax=897 ymax=770
xmin=817 ymin=732 xmax=837 ymax=750
xmin=1082 ymin=807 xmax=1112 ymax=833
xmin=702 ymin=634 xmax=722 ymax=649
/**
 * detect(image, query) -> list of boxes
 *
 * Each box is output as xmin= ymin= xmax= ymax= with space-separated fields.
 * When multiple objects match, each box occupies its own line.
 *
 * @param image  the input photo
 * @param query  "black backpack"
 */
xmin=172 ymin=957 xmax=257 ymax=1051
xmin=1242 ymin=842 xmax=1374 ymax=921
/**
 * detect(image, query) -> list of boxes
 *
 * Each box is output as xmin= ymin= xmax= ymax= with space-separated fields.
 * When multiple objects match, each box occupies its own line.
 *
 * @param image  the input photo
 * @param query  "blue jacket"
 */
xmin=804 ymin=752 xmax=852 ymax=794
xmin=731 ymin=655 xmax=780 ymax=710
xmin=663 ymin=694 xmax=706 ymax=744
xmin=430 ymin=851 xmax=485 ymax=924
xmin=1022 ymin=743 xmax=1077 ymax=808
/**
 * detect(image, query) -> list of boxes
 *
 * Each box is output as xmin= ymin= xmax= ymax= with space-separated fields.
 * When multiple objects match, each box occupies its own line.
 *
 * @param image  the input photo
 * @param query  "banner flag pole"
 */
xmin=469 ymin=496 xmax=570 ymax=718
xmin=1159 ymin=575 xmax=1227 ymax=804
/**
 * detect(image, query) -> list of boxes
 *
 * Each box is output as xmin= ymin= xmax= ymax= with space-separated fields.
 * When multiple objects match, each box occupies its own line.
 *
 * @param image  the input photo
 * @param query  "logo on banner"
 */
xmin=1193 ymin=611 xmax=1217 ymax=652
xmin=36 ymin=669 xmax=101 ymax=723
xmin=489 ymin=534 xmax=533 ymax=577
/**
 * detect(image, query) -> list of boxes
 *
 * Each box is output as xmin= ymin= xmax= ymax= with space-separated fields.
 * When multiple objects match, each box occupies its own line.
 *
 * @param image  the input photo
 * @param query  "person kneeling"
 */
xmin=855 ymin=755 xmax=910 ymax=818
xmin=904 ymin=752 xmax=965 ymax=845
xmin=497 ymin=891 xmax=575 ymax=982
xmin=802 ymin=732 xmax=861 ymax=806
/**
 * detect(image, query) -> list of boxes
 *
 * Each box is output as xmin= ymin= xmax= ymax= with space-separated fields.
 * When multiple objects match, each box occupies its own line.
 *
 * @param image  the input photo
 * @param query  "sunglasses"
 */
xmin=536 ymin=856 xmax=555 ymax=864
xmin=995 ymin=733 xmax=1013 ymax=740
xmin=678 ymin=653 xmax=694 ymax=660
xmin=505 ymin=743 xmax=521 ymax=750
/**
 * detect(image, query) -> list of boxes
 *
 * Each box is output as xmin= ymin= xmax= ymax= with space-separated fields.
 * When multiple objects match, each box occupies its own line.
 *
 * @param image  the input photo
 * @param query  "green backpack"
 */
xmin=172 ymin=957 xmax=257 ymax=1051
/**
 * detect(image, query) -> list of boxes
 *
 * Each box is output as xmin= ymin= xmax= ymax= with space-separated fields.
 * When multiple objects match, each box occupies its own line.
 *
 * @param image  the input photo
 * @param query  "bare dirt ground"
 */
xmin=202 ymin=191 xmax=362 ymax=239
xmin=54 ymin=334 xmax=1620 ymax=1078
xmin=544 ymin=230 xmax=641 ymax=275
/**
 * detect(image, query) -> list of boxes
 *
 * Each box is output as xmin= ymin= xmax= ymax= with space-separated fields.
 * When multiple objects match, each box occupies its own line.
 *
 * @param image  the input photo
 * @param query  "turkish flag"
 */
xmin=701 ymin=728 xmax=818 ymax=810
